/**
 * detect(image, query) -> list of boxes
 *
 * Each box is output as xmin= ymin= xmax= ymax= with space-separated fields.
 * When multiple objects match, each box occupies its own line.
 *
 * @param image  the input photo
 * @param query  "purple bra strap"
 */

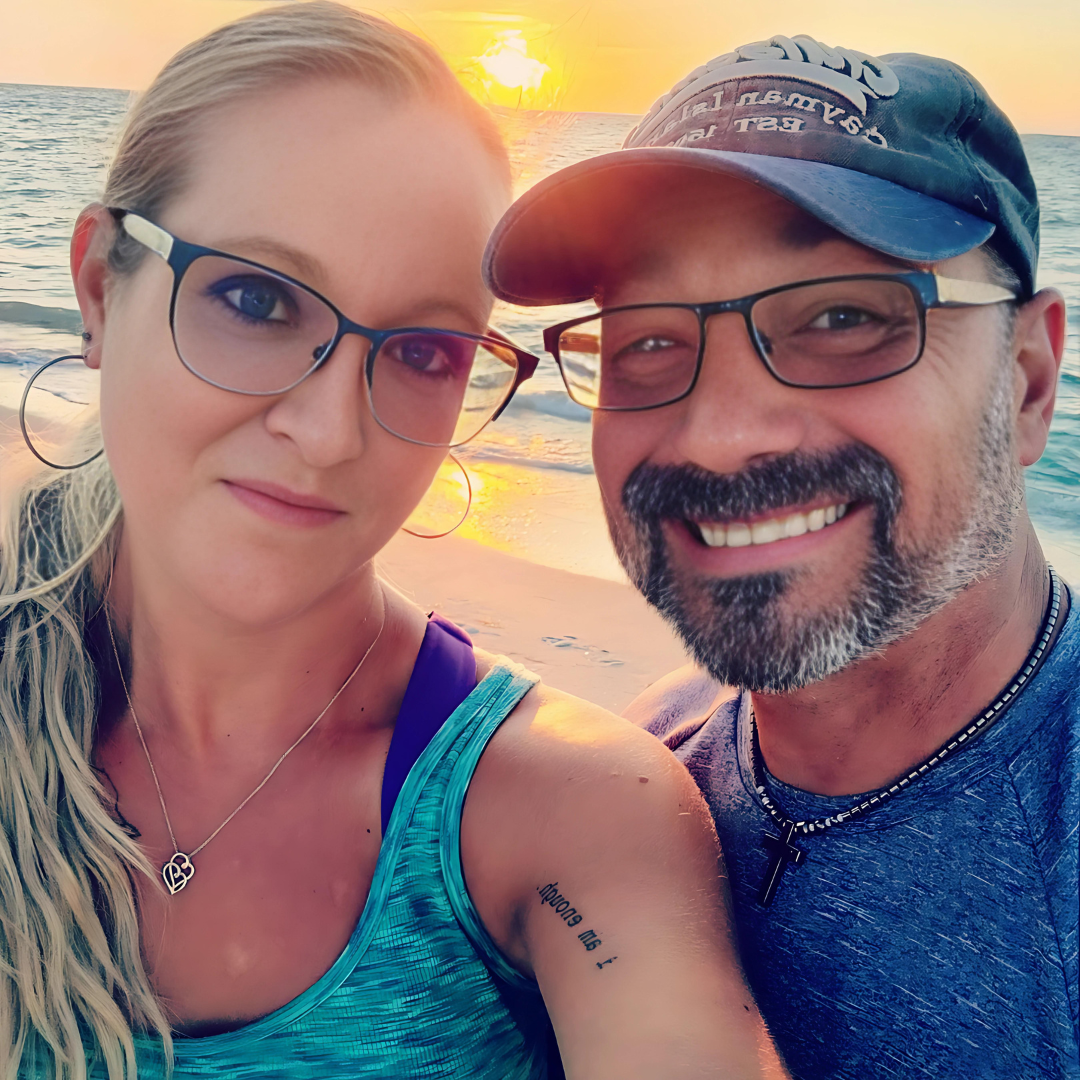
xmin=379 ymin=613 xmax=477 ymax=836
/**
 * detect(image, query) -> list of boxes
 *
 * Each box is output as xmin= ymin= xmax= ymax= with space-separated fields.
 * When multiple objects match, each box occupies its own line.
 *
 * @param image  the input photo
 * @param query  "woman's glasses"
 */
xmin=114 ymin=210 xmax=538 ymax=447
xmin=542 ymin=272 xmax=1017 ymax=411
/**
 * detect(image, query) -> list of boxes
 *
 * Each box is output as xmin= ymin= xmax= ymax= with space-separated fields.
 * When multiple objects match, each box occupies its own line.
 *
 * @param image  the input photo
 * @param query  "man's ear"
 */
xmin=1011 ymin=288 xmax=1067 ymax=468
xmin=71 ymin=204 xmax=114 ymax=371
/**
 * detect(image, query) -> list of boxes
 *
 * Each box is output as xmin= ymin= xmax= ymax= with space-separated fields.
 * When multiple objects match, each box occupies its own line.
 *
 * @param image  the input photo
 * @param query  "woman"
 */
xmin=0 ymin=4 xmax=785 ymax=1078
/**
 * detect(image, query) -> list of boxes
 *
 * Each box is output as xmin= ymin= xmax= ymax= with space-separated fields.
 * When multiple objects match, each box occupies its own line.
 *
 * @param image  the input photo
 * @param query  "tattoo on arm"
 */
xmin=536 ymin=883 xmax=618 ymax=969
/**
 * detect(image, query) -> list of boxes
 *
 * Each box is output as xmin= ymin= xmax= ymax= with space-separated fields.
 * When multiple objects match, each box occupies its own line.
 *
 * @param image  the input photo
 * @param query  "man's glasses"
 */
xmin=113 ymin=210 xmax=539 ymax=447
xmin=542 ymin=272 xmax=1017 ymax=411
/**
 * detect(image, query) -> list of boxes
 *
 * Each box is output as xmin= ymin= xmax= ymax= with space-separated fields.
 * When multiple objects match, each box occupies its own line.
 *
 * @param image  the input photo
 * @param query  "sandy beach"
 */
xmin=379 ymin=530 xmax=689 ymax=714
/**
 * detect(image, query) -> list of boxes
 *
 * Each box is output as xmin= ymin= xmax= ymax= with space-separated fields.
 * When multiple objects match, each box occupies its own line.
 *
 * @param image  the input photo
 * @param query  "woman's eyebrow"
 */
xmin=216 ymin=236 xmax=328 ymax=289
xmin=400 ymin=298 xmax=491 ymax=330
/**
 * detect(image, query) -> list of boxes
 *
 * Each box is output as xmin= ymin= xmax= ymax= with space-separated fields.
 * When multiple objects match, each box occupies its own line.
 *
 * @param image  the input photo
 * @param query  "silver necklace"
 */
xmin=750 ymin=565 xmax=1063 ymax=906
xmin=106 ymin=608 xmax=386 ymax=895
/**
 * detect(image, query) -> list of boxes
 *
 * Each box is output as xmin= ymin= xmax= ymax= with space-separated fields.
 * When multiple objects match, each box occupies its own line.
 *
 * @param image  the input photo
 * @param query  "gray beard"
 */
xmin=612 ymin=362 xmax=1024 ymax=694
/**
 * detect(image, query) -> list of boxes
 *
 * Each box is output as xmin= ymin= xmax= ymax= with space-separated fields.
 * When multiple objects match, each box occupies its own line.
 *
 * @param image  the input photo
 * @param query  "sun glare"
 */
xmin=477 ymin=31 xmax=549 ymax=92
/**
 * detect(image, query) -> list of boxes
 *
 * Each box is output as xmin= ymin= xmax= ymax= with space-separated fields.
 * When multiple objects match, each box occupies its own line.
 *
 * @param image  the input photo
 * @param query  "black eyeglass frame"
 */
xmin=110 ymin=208 xmax=540 ymax=447
xmin=541 ymin=271 xmax=1018 ymax=411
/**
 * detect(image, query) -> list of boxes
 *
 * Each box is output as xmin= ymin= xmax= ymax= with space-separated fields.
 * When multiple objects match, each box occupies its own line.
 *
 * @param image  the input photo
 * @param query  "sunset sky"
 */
xmin=2 ymin=0 xmax=1078 ymax=133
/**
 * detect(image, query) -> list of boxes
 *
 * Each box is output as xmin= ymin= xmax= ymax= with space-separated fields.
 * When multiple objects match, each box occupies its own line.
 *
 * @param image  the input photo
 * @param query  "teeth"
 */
xmin=699 ymin=524 xmax=726 ymax=547
xmin=727 ymin=522 xmax=752 ymax=547
xmin=750 ymin=519 xmax=783 ymax=545
xmin=784 ymin=512 xmax=808 ymax=538
xmin=697 ymin=503 xmax=850 ymax=548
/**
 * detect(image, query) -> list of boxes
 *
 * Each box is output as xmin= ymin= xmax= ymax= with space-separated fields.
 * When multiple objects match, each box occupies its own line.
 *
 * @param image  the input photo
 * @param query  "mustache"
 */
xmin=621 ymin=445 xmax=903 ymax=537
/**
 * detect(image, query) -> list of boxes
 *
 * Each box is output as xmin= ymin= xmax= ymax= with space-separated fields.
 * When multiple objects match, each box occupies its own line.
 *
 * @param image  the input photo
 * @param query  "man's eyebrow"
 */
xmin=778 ymin=215 xmax=847 ymax=249
xmin=777 ymin=217 xmax=925 ymax=272
xmin=597 ymin=247 xmax=669 ymax=298
xmin=215 ymin=237 xmax=328 ymax=290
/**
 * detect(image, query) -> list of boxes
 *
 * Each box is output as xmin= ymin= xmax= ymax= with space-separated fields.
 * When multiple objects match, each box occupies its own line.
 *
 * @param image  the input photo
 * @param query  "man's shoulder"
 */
xmin=1038 ymin=590 xmax=1080 ymax=713
xmin=622 ymin=664 xmax=739 ymax=748
xmin=1006 ymin=595 xmax=1080 ymax=774
xmin=1004 ymin=596 xmax=1080 ymax=824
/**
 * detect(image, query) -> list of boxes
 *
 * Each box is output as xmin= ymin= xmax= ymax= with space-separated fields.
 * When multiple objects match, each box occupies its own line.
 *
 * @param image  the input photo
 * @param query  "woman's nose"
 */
xmin=263 ymin=335 xmax=368 ymax=466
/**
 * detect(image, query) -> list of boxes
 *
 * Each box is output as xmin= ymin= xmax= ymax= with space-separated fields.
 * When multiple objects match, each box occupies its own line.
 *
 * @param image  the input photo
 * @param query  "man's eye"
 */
xmin=615 ymin=335 xmax=681 ymax=358
xmin=807 ymin=306 xmax=877 ymax=331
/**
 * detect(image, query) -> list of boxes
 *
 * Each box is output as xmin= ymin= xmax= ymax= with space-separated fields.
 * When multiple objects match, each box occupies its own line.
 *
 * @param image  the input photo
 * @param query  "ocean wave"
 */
xmin=461 ymin=445 xmax=596 ymax=475
xmin=0 ymin=347 xmax=56 ymax=370
xmin=0 ymin=301 xmax=82 ymax=333
xmin=504 ymin=389 xmax=590 ymax=423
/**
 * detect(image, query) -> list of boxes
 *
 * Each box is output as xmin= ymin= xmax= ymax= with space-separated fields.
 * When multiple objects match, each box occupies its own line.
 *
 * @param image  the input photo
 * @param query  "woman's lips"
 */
xmin=223 ymin=479 xmax=345 ymax=527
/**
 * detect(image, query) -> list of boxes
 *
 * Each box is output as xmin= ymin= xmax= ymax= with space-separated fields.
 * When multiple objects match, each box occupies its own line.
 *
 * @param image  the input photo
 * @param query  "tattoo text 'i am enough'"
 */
xmin=537 ymin=882 xmax=606 ymax=952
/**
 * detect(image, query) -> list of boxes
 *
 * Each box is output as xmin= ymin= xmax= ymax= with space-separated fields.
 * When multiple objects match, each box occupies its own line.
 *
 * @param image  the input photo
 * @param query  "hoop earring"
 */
xmin=19 ymin=355 xmax=105 ymax=470
xmin=401 ymin=453 xmax=473 ymax=539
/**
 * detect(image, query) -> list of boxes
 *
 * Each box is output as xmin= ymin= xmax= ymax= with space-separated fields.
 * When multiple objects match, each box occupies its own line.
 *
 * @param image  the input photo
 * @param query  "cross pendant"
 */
xmin=757 ymin=820 xmax=806 ymax=907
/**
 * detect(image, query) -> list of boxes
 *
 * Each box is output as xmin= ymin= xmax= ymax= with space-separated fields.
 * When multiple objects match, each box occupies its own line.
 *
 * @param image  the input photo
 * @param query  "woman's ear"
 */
xmin=1011 ymin=288 xmax=1067 ymax=468
xmin=71 ymin=204 xmax=114 ymax=371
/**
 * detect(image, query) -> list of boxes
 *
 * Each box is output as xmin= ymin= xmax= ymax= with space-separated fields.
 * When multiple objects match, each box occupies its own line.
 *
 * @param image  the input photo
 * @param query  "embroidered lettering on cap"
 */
xmin=732 ymin=117 xmax=806 ymax=134
xmin=630 ymin=34 xmax=900 ymax=148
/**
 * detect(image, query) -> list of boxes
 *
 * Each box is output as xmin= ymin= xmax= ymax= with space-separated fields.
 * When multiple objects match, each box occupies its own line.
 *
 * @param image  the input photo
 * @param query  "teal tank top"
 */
xmin=87 ymin=658 xmax=549 ymax=1079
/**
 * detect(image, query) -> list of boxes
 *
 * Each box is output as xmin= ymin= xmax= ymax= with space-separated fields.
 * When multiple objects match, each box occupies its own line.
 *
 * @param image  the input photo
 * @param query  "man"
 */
xmin=483 ymin=36 xmax=1076 ymax=1079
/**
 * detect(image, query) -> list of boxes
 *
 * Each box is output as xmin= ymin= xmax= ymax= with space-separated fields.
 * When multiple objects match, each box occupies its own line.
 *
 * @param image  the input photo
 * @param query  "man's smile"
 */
xmin=658 ymin=499 xmax=869 ymax=580
xmin=690 ymin=501 xmax=851 ymax=549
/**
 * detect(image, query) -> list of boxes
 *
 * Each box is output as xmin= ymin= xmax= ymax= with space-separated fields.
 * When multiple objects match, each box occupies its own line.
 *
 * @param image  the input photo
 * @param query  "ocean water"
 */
xmin=1 ymin=83 xmax=1078 ymax=575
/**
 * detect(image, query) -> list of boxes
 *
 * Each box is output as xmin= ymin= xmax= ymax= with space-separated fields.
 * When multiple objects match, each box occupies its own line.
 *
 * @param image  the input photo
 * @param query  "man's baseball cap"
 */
xmin=483 ymin=36 xmax=1039 ymax=304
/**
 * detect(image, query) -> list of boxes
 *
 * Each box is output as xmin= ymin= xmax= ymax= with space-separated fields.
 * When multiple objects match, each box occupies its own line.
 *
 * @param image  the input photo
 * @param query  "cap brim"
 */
xmin=484 ymin=147 xmax=996 ymax=306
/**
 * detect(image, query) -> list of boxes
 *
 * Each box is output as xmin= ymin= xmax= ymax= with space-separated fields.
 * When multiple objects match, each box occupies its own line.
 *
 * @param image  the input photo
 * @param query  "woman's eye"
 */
xmin=807 ymin=306 xmax=877 ymax=331
xmin=218 ymin=279 xmax=291 ymax=323
xmin=387 ymin=336 xmax=461 ymax=375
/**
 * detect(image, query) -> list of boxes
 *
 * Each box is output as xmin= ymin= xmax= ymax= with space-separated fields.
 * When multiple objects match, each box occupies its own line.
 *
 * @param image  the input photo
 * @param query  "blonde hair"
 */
xmin=0 ymin=4 xmax=507 ymax=1077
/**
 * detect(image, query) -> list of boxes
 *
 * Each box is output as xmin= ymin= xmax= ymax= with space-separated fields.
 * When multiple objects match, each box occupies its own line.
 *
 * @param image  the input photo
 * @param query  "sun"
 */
xmin=477 ymin=32 xmax=549 ymax=92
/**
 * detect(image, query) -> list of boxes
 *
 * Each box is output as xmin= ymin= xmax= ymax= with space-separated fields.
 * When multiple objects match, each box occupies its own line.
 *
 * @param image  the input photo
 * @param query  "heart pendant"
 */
xmin=162 ymin=852 xmax=195 ymax=895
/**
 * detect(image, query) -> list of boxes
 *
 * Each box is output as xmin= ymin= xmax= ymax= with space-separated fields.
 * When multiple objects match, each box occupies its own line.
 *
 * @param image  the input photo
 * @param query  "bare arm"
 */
xmin=463 ymin=686 xmax=787 ymax=1079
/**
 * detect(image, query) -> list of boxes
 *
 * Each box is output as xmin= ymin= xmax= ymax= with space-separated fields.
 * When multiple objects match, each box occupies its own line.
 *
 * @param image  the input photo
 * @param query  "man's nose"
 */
xmin=263 ymin=335 xmax=368 ymax=466
xmin=667 ymin=311 xmax=811 ymax=475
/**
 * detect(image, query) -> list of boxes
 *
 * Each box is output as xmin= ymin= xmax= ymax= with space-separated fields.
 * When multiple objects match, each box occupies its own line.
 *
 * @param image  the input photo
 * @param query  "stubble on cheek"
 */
xmin=600 ymin=494 xmax=651 ymax=593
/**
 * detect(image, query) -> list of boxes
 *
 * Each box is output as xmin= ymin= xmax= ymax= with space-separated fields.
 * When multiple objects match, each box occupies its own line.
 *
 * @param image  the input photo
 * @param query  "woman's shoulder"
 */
xmin=461 ymin=652 xmax=720 ymax=974
xmin=467 ymin=650 xmax=714 ymax=867
xmin=473 ymin=647 xmax=696 ymax=788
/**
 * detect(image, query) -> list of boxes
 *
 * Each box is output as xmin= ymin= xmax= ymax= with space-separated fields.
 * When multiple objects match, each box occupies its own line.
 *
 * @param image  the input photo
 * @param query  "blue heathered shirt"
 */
xmin=649 ymin=600 xmax=1079 ymax=1079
